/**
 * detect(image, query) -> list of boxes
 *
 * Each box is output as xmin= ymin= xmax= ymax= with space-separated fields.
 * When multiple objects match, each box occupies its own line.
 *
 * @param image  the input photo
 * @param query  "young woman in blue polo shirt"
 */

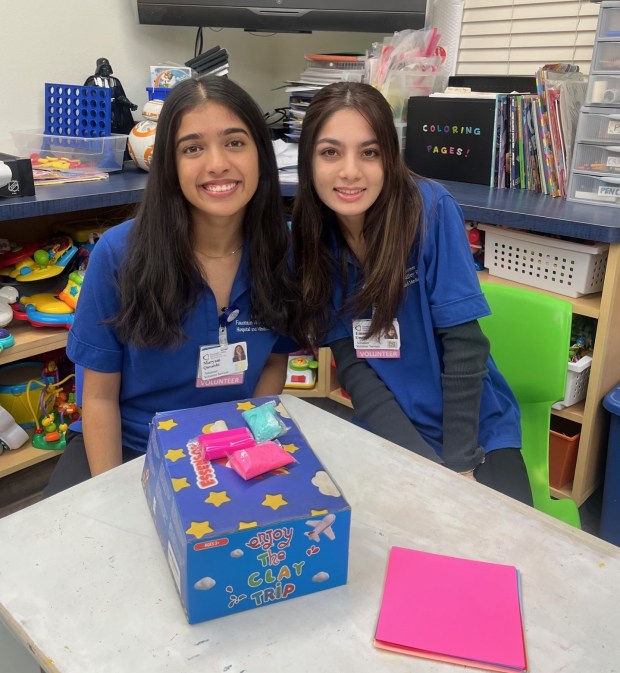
xmin=45 ymin=76 xmax=296 ymax=496
xmin=292 ymin=82 xmax=532 ymax=505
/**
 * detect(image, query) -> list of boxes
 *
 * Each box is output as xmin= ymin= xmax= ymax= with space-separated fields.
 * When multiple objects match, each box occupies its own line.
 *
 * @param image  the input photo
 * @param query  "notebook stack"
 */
xmin=284 ymin=53 xmax=365 ymax=142
xmin=185 ymin=45 xmax=229 ymax=78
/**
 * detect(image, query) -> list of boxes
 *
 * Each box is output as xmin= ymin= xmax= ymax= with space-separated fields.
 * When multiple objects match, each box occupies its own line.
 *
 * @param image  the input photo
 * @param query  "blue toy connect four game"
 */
xmin=45 ymin=83 xmax=112 ymax=137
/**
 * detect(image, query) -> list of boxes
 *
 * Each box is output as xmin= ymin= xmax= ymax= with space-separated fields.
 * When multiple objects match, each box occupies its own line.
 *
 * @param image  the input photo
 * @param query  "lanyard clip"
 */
xmin=218 ymin=304 xmax=240 ymax=329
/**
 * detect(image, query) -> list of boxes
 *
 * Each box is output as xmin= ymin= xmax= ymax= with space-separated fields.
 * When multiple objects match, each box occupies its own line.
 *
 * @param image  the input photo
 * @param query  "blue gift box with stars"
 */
xmin=142 ymin=395 xmax=351 ymax=624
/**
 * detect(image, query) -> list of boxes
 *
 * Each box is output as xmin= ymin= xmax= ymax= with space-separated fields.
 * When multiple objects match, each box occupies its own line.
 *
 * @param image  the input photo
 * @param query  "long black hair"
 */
xmin=292 ymin=82 xmax=424 ymax=347
xmin=113 ymin=76 xmax=295 ymax=348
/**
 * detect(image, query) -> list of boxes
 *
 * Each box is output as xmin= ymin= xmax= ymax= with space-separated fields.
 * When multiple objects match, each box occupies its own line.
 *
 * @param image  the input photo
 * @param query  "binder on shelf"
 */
xmin=405 ymin=96 xmax=496 ymax=185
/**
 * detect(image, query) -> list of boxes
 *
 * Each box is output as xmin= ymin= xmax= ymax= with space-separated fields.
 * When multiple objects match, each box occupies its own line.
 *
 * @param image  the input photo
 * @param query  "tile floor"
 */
xmin=0 ymin=397 xmax=605 ymax=539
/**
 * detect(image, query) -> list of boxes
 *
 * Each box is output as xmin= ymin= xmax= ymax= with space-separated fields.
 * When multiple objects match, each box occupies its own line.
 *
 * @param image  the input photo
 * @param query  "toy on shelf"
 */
xmin=569 ymin=315 xmax=596 ymax=362
xmin=466 ymin=222 xmax=485 ymax=271
xmin=25 ymin=361 xmax=80 ymax=450
xmin=0 ymin=240 xmax=40 ymax=267
xmin=0 ymin=361 xmax=56 ymax=427
xmin=44 ymin=82 xmax=112 ymax=138
xmin=0 ymin=286 xmax=18 ymax=351
xmin=0 ymin=405 xmax=29 ymax=456
xmin=12 ymin=270 xmax=83 ymax=329
xmin=128 ymin=92 xmax=164 ymax=172
xmin=84 ymin=59 xmax=137 ymax=136
xmin=284 ymin=353 xmax=318 ymax=389
xmin=0 ymin=236 xmax=77 ymax=282
xmin=54 ymin=219 xmax=113 ymax=273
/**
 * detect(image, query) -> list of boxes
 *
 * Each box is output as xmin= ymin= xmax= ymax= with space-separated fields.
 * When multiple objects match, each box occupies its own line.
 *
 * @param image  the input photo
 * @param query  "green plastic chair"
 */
xmin=479 ymin=282 xmax=581 ymax=528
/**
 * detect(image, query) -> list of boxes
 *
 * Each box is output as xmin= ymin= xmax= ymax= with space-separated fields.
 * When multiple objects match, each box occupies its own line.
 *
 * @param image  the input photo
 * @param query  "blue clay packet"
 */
xmin=242 ymin=401 xmax=288 ymax=442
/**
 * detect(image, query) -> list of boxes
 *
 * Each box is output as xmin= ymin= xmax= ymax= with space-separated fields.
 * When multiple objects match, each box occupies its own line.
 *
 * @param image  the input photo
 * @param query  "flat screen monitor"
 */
xmin=137 ymin=0 xmax=428 ymax=33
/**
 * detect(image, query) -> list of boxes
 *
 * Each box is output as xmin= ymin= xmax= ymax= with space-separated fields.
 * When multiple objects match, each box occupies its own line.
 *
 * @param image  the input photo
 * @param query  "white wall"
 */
xmin=0 ymin=0 xmax=382 ymax=149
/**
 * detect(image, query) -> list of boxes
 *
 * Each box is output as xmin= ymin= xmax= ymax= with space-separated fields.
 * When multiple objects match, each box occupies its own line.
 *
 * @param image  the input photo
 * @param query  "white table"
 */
xmin=0 ymin=395 xmax=619 ymax=673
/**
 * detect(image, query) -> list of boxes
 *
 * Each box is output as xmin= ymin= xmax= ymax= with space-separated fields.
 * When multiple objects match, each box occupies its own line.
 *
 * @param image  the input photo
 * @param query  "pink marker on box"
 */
xmin=198 ymin=427 xmax=255 ymax=461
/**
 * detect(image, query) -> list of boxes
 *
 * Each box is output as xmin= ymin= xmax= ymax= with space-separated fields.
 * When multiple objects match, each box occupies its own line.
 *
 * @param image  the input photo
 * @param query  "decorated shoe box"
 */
xmin=142 ymin=396 xmax=351 ymax=624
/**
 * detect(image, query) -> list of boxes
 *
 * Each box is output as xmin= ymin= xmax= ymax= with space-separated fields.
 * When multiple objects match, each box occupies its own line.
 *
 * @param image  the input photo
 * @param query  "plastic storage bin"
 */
xmin=568 ymin=172 xmax=620 ymax=206
xmin=592 ymin=41 xmax=620 ymax=73
xmin=597 ymin=3 xmax=620 ymax=39
xmin=601 ymin=382 xmax=620 ymax=545
xmin=586 ymin=73 xmax=620 ymax=106
xmin=478 ymin=224 xmax=609 ymax=297
xmin=552 ymin=355 xmax=593 ymax=410
xmin=383 ymin=71 xmax=436 ymax=121
xmin=549 ymin=416 xmax=581 ymax=489
xmin=146 ymin=86 xmax=173 ymax=101
xmin=11 ymin=130 xmax=127 ymax=173
xmin=569 ymin=108 xmax=620 ymax=143
xmin=572 ymin=143 xmax=620 ymax=174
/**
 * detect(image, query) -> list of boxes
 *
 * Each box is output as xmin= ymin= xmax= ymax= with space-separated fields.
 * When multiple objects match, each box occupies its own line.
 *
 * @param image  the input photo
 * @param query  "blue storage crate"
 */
xmin=601 ymin=383 xmax=620 ymax=546
xmin=44 ymin=83 xmax=112 ymax=138
xmin=146 ymin=86 xmax=173 ymax=101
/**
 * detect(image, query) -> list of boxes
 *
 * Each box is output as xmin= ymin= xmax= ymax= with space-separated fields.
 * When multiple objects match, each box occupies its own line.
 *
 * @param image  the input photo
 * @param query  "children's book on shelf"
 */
xmin=492 ymin=94 xmax=508 ymax=188
xmin=375 ymin=546 xmax=527 ymax=673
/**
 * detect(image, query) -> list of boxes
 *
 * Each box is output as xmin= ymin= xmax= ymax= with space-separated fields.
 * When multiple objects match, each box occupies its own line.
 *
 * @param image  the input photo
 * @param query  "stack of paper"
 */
xmin=375 ymin=546 xmax=527 ymax=673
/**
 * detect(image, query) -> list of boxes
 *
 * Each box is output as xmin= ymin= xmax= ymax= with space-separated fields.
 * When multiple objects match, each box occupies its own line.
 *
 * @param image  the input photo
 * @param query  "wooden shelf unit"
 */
xmin=0 ymin=435 xmax=62 ymax=479
xmin=0 ymin=210 xmax=127 ymax=479
xmin=0 ymin=324 xmax=68 ymax=366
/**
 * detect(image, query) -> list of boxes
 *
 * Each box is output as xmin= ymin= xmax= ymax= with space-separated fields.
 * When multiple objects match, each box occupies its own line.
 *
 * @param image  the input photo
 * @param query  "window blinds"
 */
xmin=456 ymin=0 xmax=601 ymax=76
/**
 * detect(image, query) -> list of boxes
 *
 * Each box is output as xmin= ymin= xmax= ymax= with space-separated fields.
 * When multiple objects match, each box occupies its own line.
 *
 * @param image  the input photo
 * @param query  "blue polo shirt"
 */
xmin=67 ymin=220 xmax=295 ymax=452
xmin=326 ymin=179 xmax=521 ymax=456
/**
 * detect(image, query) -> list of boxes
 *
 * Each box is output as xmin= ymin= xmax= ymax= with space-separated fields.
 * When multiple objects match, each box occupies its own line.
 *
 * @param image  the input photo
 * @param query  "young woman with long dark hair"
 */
xmin=45 ymin=76 xmax=296 ymax=495
xmin=292 ymin=82 xmax=532 ymax=505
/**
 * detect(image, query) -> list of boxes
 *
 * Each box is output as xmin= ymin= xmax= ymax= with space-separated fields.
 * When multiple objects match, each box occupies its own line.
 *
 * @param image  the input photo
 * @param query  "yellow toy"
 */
xmin=15 ymin=271 xmax=83 ymax=328
xmin=0 ymin=236 xmax=77 ymax=282
xmin=58 ymin=271 xmax=83 ymax=309
xmin=20 ymin=293 xmax=74 ymax=315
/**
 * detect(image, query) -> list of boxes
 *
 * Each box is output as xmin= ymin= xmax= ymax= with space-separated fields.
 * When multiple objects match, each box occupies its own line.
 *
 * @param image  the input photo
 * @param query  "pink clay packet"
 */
xmin=228 ymin=441 xmax=295 ymax=480
xmin=197 ymin=427 xmax=256 ymax=461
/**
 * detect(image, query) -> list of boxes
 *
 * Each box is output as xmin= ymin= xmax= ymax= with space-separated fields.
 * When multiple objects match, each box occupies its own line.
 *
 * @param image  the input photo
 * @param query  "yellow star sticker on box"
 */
xmin=236 ymin=400 xmax=256 ymax=411
xmin=238 ymin=521 xmax=258 ymax=530
xmin=204 ymin=490 xmax=231 ymax=507
xmin=282 ymin=443 xmax=300 ymax=454
xmin=273 ymin=467 xmax=289 ymax=475
xmin=262 ymin=493 xmax=288 ymax=510
xmin=171 ymin=477 xmax=191 ymax=492
xmin=310 ymin=509 xmax=329 ymax=517
xmin=165 ymin=448 xmax=186 ymax=462
xmin=186 ymin=520 xmax=214 ymax=539
xmin=157 ymin=418 xmax=178 ymax=431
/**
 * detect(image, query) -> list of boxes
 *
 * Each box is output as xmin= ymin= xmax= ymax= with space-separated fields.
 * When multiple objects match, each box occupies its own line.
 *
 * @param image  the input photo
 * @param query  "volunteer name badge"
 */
xmin=196 ymin=341 xmax=248 ymax=387
xmin=353 ymin=318 xmax=401 ymax=358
